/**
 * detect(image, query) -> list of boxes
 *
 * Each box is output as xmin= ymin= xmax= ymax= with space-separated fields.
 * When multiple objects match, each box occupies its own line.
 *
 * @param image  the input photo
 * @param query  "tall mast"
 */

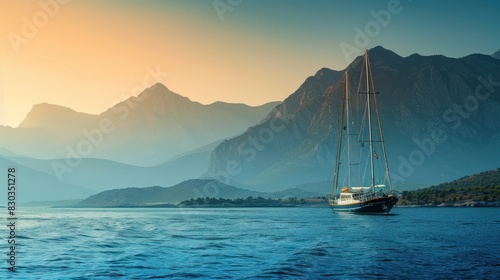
xmin=332 ymin=72 xmax=347 ymax=195
xmin=371 ymin=63 xmax=393 ymax=193
xmin=345 ymin=70 xmax=351 ymax=187
xmin=365 ymin=49 xmax=376 ymax=190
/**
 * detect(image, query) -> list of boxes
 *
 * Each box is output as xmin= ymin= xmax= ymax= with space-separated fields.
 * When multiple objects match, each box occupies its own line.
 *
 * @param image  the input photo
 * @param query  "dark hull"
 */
xmin=330 ymin=196 xmax=398 ymax=214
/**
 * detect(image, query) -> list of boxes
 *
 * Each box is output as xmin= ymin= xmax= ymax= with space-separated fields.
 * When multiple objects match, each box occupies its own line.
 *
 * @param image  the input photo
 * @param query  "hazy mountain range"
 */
xmin=59 ymin=168 xmax=500 ymax=208
xmin=0 ymin=85 xmax=278 ymax=202
xmin=1 ymin=46 xmax=499 ymax=202
xmin=208 ymin=46 xmax=500 ymax=191
xmin=76 ymin=179 xmax=322 ymax=207
xmin=2 ymin=83 xmax=279 ymax=166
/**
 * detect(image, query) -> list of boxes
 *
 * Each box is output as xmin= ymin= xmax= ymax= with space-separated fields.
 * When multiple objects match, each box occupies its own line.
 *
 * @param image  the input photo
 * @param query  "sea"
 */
xmin=3 ymin=207 xmax=499 ymax=279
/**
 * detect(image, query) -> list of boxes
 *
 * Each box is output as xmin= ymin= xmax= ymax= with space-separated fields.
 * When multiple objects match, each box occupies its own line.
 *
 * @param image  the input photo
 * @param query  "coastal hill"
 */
xmin=0 ymin=86 xmax=278 ymax=202
xmin=75 ymin=179 xmax=323 ymax=207
xmin=2 ymin=46 xmax=500 ymax=203
xmin=399 ymin=168 xmax=500 ymax=206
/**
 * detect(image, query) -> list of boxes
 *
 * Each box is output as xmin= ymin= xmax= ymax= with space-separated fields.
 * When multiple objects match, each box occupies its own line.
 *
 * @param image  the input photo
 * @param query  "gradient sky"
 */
xmin=0 ymin=0 xmax=499 ymax=127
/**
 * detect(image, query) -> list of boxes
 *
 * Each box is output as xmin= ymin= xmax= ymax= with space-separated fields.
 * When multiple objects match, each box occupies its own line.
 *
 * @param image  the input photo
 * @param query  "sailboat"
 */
xmin=327 ymin=49 xmax=398 ymax=214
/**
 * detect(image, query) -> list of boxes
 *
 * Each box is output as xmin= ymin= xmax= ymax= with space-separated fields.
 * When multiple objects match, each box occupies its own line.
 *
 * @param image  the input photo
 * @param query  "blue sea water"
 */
xmin=3 ymin=207 xmax=500 ymax=279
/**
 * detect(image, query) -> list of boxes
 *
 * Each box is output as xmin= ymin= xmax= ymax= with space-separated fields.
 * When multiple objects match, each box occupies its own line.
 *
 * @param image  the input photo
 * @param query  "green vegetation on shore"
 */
xmin=178 ymin=196 xmax=327 ymax=208
xmin=399 ymin=169 xmax=500 ymax=206
xmin=66 ymin=196 xmax=328 ymax=208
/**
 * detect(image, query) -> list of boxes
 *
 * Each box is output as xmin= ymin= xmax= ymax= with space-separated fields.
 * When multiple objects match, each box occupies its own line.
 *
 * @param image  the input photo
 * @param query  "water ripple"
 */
xmin=6 ymin=207 xmax=500 ymax=279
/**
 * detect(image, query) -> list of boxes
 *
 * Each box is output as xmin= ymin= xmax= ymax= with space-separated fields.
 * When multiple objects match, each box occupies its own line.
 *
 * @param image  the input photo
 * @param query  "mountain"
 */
xmin=75 ymin=179 xmax=325 ymax=207
xmin=207 ymin=46 xmax=500 ymax=191
xmin=493 ymin=50 xmax=500 ymax=60
xmin=0 ymin=84 xmax=279 ymax=202
xmin=19 ymin=103 xmax=98 ymax=133
xmin=4 ymin=138 xmax=221 ymax=198
xmin=76 ymin=179 xmax=264 ymax=207
xmin=0 ymin=83 xmax=279 ymax=166
xmin=95 ymin=83 xmax=280 ymax=165
xmin=0 ymin=157 xmax=94 ymax=203
xmin=207 ymin=67 xmax=344 ymax=191
xmin=427 ymin=168 xmax=500 ymax=191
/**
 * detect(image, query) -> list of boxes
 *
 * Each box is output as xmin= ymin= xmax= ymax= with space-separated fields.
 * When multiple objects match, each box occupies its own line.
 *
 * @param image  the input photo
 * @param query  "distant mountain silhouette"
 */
xmin=1 ymin=138 xmax=225 ymax=203
xmin=2 ymin=46 xmax=499 ymax=202
xmin=75 ymin=179 xmax=323 ymax=207
xmin=19 ymin=103 xmax=98 ymax=133
xmin=75 ymin=179 xmax=261 ymax=207
xmin=0 ymin=84 xmax=279 ymax=166
xmin=0 ymin=157 xmax=94 ymax=202
xmin=208 ymin=46 xmax=500 ymax=191
xmin=96 ymin=83 xmax=280 ymax=165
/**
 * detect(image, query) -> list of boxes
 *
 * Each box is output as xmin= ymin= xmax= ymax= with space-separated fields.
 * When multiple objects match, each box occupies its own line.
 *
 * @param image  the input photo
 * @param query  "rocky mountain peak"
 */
xmin=208 ymin=46 xmax=500 ymax=190
xmin=138 ymin=83 xmax=192 ymax=104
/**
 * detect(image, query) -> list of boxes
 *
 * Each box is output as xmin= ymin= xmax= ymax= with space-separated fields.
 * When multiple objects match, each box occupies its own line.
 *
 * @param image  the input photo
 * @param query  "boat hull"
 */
xmin=329 ymin=196 xmax=398 ymax=214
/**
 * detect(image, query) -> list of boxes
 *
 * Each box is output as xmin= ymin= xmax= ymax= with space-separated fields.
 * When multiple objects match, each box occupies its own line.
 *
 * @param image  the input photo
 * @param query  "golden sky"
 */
xmin=1 ymin=0 xmax=498 ymax=127
xmin=0 ymin=1 xmax=327 ymax=127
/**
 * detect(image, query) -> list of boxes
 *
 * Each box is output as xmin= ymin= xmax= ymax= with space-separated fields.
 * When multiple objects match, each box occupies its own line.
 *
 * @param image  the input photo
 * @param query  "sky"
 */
xmin=0 ymin=0 xmax=499 ymax=127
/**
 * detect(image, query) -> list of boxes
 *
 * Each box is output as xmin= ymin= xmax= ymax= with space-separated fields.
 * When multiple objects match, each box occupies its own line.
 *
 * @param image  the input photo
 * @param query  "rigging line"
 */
xmin=365 ymin=49 xmax=376 ymax=190
xmin=362 ymin=146 xmax=369 ymax=187
xmin=370 ymin=58 xmax=394 ymax=192
xmin=346 ymin=70 xmax=351 ymax=187
xmin=332 ymin=72 xmax=347 ymax=195
xmin=356 ymin=59 xmax=364 ymax=131
xmin=356 ymin=137 xmax=364 ymax=182
xmin=358 ymin=95 xmax=368 ymax=143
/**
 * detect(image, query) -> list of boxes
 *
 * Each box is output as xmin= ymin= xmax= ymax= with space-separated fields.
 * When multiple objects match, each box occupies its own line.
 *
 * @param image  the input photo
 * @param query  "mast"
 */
xmin=371 ymin=63 xmax=394 ymax=193
xmin=365 ymin=49 xmax=376 ymax=190
xmin=332 ymin=72 xmax=347 ymax=195
xmin=345 ymin=70 xmax=351 ymax=187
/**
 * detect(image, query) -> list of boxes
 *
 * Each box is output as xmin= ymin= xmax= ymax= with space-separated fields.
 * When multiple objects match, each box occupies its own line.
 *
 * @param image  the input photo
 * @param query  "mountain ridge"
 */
xmin=1 ymin=83 xmax=280 ymax=166
xmin=207 ymin=65 xmax=344 ymax=191
xmin=207 ymin=46 xmax=500 ymax=191
xmin=399 ymin=168 xmax=500 ymax=206
xmin=75 ymin=179 xmax=324 ymax=207
xmin=492 ymin=49 xmax=500 ymax=60
xmin=2 ymin=46 xmax=499 ymax=201
xmin=19 ymin=103 xmax=98 ymax=131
